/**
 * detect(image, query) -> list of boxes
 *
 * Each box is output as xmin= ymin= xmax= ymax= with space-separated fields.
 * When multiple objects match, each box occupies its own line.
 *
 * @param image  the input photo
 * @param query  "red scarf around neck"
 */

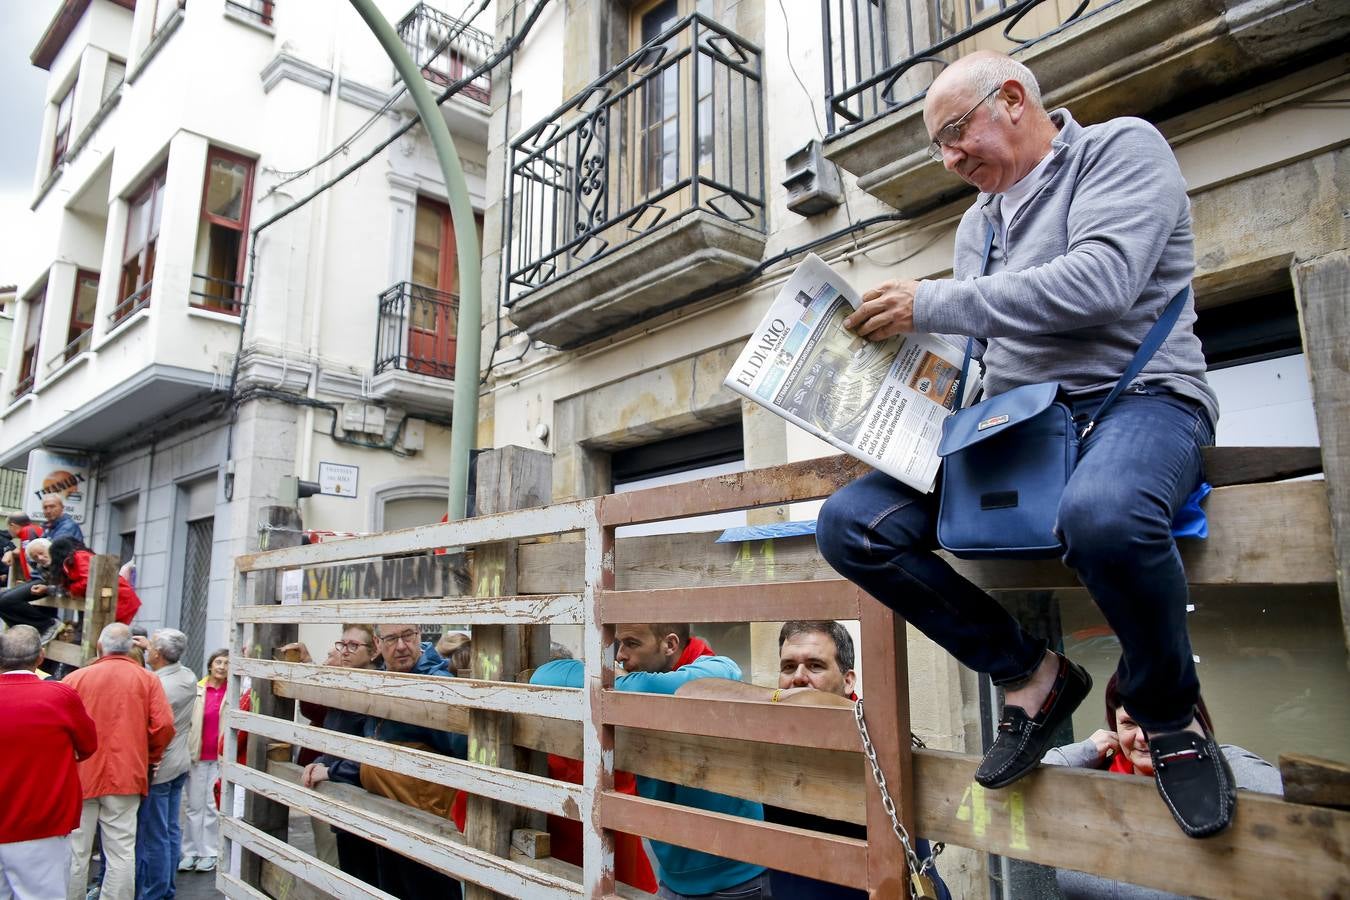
xmin=675 ymin=636 xmax=715 ymax=668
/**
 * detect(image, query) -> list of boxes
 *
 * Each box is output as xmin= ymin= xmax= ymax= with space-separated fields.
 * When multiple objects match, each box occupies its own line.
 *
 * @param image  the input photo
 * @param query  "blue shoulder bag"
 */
xmin=935 ymin=224 xmax=1190 ymax=559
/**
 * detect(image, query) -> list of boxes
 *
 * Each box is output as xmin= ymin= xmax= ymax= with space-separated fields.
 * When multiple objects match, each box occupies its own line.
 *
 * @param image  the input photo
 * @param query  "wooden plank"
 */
xmin=42 ymin=640 xmax=84 ymax=667
xmin=860 ymin=599 xmax=913 ymax=900
xmin=30 ymin=594 xmax=92 ymax=612
xmin=267 ymin=675 xmax=867 ymax=825
xmin=522 ymin=482 xmax=1336 ymax=592
xmin=582 ymin=519 xmax=617 ymax=898
xmin=1201 ymin=446 xmax=1322 ymax=487
xmin=597 ymin=580 xmax=864 ymax=624
xmin=241 ymin=506 xmax=301 ymax=887
xmin=1279 ymin=752 xmax=1350 ymax=810
xmin=217 ymin=872 xmax=273 ymax=900
xmin=232 ymin=657 xmax=583 ymax=720
xmin=468 ymin=445 xmax=550 ymax=900
xmin=1293 ymin=251 xmax=1350 ymax=653
xmin=597 ymin=455 xmax=869 ymax=526
xmin=221 ymin=817 xmax=394 ymax=900
xmin=233 ymin=593 xmax=584 ymax=625
xmin=266 ymin=679 xmax=869 ymax=826
xmin=231 ymin=709 xmax=582 ymax=818
xmin=512 ymin=829 xmax=551 ymax=859
xmin=911 ymin=750 xmax=1350 ymax=900
xmin=601 ymin=692 xmax=859 ymax=752
xmin=236 ymin=501 xmax=596 ymax=573
xmin=272 ymin=676 xmax=471 ymax=732
xmin=265 ymin=761 xmax=654 ymax=900
xmin=600 ymin=791 xmax=867 ymax=889
xmin=226 ymin=762 xmax=581 ymax=899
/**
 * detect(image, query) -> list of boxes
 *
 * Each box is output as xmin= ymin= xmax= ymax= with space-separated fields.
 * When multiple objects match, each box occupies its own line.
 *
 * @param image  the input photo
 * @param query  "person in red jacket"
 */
xmin=47 ymin=537 xmax=141 ymax=625
xmin=0 ymin=624 xmax=98 ymax=900
xmin=64 ymin=623 xmax=175 ymax=900
xmin=2 ymin=514 xmax=43 ymax=581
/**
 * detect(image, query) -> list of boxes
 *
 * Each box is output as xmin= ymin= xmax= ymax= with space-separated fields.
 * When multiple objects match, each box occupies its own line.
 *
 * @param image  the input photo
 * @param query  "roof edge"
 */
xmin=31 ymin=0 xmax=136 ymax=71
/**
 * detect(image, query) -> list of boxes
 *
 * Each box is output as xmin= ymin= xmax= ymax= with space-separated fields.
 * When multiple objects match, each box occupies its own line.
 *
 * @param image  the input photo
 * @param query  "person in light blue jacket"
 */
xmin=531 ymin=623 xmax=770 ymax=899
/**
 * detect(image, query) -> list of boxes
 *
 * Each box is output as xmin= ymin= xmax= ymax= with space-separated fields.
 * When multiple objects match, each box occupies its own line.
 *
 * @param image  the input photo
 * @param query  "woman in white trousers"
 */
xmin=180 ymin=650 xmax=228 ymax=873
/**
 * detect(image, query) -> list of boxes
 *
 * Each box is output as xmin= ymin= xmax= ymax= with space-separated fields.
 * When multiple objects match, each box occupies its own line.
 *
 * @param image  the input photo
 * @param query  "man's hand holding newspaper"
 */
xmin=844 ymin=278 xmax=922 ymax=340
xmin=723 ymin=255 xmax=973 ymax=494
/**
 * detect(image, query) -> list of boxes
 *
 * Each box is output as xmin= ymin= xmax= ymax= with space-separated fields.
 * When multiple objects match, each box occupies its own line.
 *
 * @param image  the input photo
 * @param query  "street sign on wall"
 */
xmin=25 ymin=449 xmax=95 ymax=524
xmin=318 ymin=461 xmax=359 ymax=498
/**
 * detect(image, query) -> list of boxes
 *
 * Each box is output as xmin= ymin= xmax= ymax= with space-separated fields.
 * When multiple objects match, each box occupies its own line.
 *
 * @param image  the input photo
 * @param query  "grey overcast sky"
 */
xmin=1 ymin=2 xmax=62 ymax=289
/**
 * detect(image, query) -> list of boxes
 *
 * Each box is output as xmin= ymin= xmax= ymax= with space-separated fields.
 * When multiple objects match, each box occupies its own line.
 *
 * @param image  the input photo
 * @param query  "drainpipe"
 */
xmin=348 ymin=0 xmax=482 ymax=522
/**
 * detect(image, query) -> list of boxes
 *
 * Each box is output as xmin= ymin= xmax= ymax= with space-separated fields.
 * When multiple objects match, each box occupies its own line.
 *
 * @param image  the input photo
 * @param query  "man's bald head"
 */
xmin=923 ymin=51 xmax=1058 ymax=195
xmin=928 ymin=51 xmax=1043 ymax=118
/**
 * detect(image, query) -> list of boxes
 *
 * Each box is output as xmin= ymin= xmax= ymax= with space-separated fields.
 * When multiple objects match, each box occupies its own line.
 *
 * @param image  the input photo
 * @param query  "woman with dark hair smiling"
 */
xmin=1043 ymin=675 xmax=1282 ymax=898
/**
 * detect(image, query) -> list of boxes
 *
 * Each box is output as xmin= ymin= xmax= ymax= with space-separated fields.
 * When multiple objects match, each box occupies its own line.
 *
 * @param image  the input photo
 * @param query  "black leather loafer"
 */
xmin=1149 ymin=724 xmax=1236 ymax=838
xmin=974 ymin=654 xmax=1092 ymax=789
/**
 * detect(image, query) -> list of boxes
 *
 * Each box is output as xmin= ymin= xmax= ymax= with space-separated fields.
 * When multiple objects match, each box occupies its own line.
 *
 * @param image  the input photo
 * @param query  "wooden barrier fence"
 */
xmin=221 ymin=447 xmax=1350 ymax=900
xmin=15 ymin=551 xmax=121 ymax=668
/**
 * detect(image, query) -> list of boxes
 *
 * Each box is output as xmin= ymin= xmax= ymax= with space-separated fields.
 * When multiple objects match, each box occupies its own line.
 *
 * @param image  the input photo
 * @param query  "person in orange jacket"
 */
xmin=64 ymin=623 xmax=175 ymax=900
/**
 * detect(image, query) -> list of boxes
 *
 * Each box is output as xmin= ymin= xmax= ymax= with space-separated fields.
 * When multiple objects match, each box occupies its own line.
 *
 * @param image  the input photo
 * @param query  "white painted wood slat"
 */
xmin=232 ymin=657 xmax=583 ymax=720
xmin=225 ymin=763 xmax=581 ymax=899
xmin=231 ymin=710 xmax=583 ymax=818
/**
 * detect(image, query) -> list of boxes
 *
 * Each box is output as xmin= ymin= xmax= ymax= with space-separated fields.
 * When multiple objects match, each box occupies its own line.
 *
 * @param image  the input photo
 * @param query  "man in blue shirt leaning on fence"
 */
xmin=816 ymin=50 xmax=1230 ymax=838
xmin=530 ymin=622 xmax=770 ymax=899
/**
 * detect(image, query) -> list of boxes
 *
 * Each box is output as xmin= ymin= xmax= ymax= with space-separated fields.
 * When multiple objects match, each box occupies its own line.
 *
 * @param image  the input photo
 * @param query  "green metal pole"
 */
xmin=349 ymin=0 xmax=481 ymax=522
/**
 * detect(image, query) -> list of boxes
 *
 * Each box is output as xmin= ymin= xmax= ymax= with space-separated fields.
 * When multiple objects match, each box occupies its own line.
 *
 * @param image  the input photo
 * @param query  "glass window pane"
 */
xmin=125 ymin=194 xmax=148 ymax=257
xmin=412 ymin=202 xmax=444 ymax=287
xmin=73 ymin=274 xmax=99 ymax=324
xmin=25 ymin=292 xmax=45 ymax=344
xmin=102 ymin=61 xmax=125 ymax=101
xmin=205 ymin=156 xmax=249 ymax=221
xmin=149 ymin=176 xmax=165 ymax=237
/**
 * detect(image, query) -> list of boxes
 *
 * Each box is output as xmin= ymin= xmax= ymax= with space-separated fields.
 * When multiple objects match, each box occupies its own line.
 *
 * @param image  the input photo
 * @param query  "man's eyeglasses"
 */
xmin=377 ymin=630 xmax=421 ymax=648
xmin=334 ymin=640 xmax=372 ymax=654
xmin=926 ymin=87 xmax=999 ymax=161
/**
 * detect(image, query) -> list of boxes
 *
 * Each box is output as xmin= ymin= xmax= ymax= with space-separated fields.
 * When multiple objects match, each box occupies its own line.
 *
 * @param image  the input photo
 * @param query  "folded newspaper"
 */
xmin=724 ymin=253 xmax=974 ymax=493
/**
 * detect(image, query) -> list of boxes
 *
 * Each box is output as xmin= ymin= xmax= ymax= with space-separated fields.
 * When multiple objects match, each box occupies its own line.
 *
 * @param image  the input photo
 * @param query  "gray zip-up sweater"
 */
xmin=913 ymin=109 xmax=1218 ymax=427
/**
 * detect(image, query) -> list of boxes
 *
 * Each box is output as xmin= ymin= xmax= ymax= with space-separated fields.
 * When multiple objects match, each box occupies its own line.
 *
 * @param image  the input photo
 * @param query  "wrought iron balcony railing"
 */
xmin=109 ymin=282 xmax=153 ymax=327
xmin=53 ymin=329 xmax=92 ymax=368
xmin=396 ymin=2 xmax=492 ymax=104
xmin=822 ymin=0 xmax=1114 ymax=137
xmin=505 ymin=13 xmax=764 ymax=307
xmin=190 ymin=273 xmax=245 ymax=316
xmin=375 ymin=282 xmax=458 ymax=380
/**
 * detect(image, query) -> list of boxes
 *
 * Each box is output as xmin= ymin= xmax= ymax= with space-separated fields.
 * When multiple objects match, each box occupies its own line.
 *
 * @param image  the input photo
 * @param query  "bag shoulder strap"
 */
xmin=1081 ymin=284 xmax=1190 ymax=437
xmin=955 ymin=225 xmax=996 ymax=406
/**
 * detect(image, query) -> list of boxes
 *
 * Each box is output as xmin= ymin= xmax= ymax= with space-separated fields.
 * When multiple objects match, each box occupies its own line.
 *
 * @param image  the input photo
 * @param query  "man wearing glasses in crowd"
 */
xmin=309 ymin=626 xmax=467 ymax=900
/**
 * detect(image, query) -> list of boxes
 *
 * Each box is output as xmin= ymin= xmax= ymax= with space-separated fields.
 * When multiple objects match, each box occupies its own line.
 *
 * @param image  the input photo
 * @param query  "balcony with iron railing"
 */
xmin=504 ymin=13 xmax=767 ymax=349
xmin=396 ymin=2 xmax=492 ymax=105
xmin=371 ymin=281 xmax=459 ymax=414
xmin=819 ymin=0 xmax=1349 ymax=213
xmin=190 ymin=273 xmax=245 ymax=316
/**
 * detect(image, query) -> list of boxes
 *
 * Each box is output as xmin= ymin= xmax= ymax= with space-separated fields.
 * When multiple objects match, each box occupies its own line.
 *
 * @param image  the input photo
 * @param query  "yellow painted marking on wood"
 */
xmin=1009 ymin=789 xmax=1029 ymax=850
xmin=956 ymin=784 xmax=990 ymax=837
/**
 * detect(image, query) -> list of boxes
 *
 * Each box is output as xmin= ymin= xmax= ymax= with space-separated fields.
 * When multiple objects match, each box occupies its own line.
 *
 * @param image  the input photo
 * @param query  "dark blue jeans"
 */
xmin=817 ymin=390 xmax=1212 ymax=733
xmin=135 ymin=771 xmax=187 ymax=900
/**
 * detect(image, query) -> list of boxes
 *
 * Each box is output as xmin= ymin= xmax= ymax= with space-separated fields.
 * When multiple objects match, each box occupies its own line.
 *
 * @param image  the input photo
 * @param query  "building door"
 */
xmin=181 ymin=517 xmax=213 ymax=672
xmin=409 ymin=198 xmax=481 ymax=378
xmin=626 ymin=0 xmax=715 ymax=213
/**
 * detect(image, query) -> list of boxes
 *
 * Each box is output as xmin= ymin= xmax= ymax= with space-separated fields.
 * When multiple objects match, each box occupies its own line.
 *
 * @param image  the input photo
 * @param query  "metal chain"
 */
xmin=854 ymin=698 xmax=945 ymax=881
